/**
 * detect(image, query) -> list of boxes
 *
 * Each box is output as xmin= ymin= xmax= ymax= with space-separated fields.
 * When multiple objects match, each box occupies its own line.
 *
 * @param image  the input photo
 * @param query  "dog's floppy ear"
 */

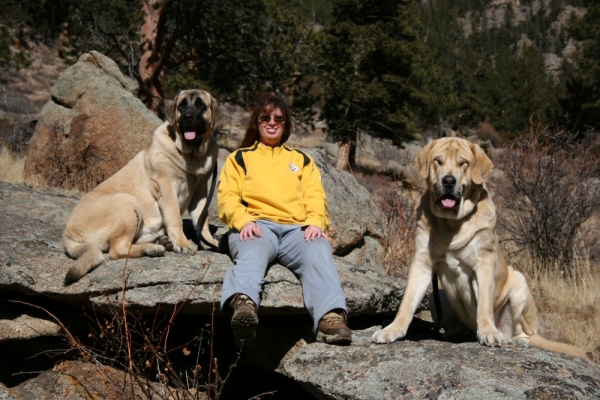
xmin=167 ymin=91 xmax=183 ymax=127
xmin=415 ymin=140 xmax=437 ymax=180
xmin=209 ymin=94 xmax=222 ymax=130
xmin=470 ymin=142 xmax=493 ymax=184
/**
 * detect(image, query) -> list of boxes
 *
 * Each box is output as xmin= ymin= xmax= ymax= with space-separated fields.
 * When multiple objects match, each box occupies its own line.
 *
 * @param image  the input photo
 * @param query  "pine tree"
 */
xmin=316 ymin=0 xmax=435 ymax=169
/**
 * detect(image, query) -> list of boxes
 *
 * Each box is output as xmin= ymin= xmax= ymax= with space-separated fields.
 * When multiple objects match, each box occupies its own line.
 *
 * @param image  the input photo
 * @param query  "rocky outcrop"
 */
xmin=461 ymin=1 xmax=587 ymax=77
xmin=1 ymin=180 xmax=598 ymax=398
xmin=0 ymin=176 xmax=404 ymax=397
xmin=23 ymin=51 xmax=162 ymax=190
xmin=282 ymin=327 xmax=600 ymax=399
xmin=0 ymin=315 xmax=60 ymax=343
xmin=6 ymin=361 xmax=197 ymax=400
xmin=0 ymin=169 xmax=394 ymax=312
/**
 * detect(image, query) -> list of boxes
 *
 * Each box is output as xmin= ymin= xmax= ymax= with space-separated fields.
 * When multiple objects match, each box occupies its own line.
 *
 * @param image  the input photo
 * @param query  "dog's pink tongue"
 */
xmin=184 ymin=131 xmax=196 ymax=140
xmin=442 ymin=198 xmax=456 ymax=208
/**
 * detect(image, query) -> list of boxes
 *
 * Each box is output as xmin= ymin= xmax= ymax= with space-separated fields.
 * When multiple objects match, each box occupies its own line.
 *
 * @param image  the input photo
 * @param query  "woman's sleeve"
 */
xmin=301 ymin=157 xmax=329 ymax=231
xmin=217 ymin=153 xmax=254 ymax=231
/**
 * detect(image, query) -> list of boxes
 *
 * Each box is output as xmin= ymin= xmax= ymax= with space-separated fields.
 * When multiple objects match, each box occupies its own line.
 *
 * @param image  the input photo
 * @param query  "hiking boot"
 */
xmin=230 ymin=293 xmax=258 ymax=348
xmin=316 ymin=310 xmax=352 ymax=345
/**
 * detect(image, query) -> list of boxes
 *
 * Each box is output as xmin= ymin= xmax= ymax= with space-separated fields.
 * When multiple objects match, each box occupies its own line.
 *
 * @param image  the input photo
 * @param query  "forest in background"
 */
xmin=0 ymin=0 xmax=599 ymax=149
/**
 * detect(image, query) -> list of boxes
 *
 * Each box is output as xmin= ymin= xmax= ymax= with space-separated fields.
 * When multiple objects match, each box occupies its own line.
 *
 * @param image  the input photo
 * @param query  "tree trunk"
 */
xmin=139 ymin=0 xmax=166 ymax=116
xmin=336 ymin=140 xmax=351 ymax=171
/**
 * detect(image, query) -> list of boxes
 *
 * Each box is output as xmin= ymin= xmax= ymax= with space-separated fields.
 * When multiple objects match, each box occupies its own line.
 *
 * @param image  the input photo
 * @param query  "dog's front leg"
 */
xmin=188 ymin=176 xmax=218 ymax=249
xmin=371 ymin=252 xmax=433 ymax=344
xmin=474 ymin=251 xmax=503 ymax=346
xmin=154 ymin=177 xmax=197 ymax=254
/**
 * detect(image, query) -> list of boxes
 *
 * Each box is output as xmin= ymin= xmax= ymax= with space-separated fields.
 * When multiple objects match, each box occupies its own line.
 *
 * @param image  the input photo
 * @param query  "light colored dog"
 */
xmin=371 ymin=137 xmax=588 ymax=359
xmin=62 ymin=89 xmax=220 ymax=284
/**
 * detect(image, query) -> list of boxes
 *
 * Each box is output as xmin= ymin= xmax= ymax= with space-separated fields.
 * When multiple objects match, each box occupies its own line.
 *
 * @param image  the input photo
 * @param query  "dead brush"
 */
xmin=355 ymin=172 xmax=416 ymax=277
xmin=494 ymin=123 xmax=599 ymax=277
xmin=494 ymin=122 xmax=600 ymax=360
xmin=379 ymin=193 xmax=416 ymax=277
xmin=353 ymin=172 xmax=416 ymax=277
xmin=38 ymin=119 xmax=116 ymax=192
xmin=11 ymin=255 xmax=240 ymax=399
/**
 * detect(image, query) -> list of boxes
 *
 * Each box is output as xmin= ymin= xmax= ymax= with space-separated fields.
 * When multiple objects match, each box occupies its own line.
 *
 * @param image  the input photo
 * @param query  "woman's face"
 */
xmin=258 ymin=107 xmax=285 ymax=147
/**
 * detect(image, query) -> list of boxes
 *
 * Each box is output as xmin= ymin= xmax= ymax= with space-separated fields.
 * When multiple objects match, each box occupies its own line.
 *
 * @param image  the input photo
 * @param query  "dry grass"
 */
xmin=518 ymin=257 xmax=600 ymax=361
xmin=380 ymin=199 xmax=415 ymax=277
xmin=0 ymin=147 xmax=34 ymax=185
xmin=355 ymin=172 xmax=416 ymax=277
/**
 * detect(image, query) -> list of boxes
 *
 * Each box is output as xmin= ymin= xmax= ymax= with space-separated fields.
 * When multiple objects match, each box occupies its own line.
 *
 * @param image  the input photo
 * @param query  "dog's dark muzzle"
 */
xmin=437 ymin=174 xmax=461 ymax=209
xmin=180 ymin=106 xmax=208 ymax=142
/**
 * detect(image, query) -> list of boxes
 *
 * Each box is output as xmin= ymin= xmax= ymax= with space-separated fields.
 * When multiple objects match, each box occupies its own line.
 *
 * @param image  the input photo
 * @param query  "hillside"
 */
xmin=416 ymin=0 xmax=591 ymax=133
xmin=0 ymin=0 xmax=597 ymax=140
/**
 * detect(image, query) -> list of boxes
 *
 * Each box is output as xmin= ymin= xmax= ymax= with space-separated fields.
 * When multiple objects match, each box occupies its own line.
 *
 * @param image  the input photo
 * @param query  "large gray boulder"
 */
xmin=6 ymin=361 xmax=192 ymax=400
xmin=282 ymin=327 xmax=600 ymax=399
xmin=23 ymin=51 xmax=162 ymax=190
xmin=0 ymin=180 xmax=402 ymax=322
xmin=0 ymin=180 xmax=406 ymax=396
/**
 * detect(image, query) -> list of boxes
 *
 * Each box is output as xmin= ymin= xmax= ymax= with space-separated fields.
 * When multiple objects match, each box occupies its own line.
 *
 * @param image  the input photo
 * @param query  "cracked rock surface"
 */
xmin=282 ymin=327 xmax=600 ymax=399
xmin=0 ymin=180 xmax=404 ymax=319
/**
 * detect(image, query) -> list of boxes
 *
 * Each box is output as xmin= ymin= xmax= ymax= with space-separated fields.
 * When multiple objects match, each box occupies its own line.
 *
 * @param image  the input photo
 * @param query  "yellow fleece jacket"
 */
xmin=217 ymin=142 xmax=329 ymax=232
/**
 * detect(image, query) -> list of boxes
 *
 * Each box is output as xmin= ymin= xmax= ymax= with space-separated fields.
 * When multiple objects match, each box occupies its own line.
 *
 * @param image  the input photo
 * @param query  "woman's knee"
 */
xmin=230 ymin=236 xmax=276 ymax=261
xmin=302 ymin=238 xmax=333 ymax=260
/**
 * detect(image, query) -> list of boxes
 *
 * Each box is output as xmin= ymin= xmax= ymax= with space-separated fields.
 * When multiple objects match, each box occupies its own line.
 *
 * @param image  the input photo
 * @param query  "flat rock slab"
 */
xmin=0 ymin=315 xmax=61 ymax=342
xmin=6 ymin=360 xmax=198 ymax=400
xmin=282 ymin=327 xmax=600 ymax=399
xmin=0 ymin=182 xmax=408 ymax=317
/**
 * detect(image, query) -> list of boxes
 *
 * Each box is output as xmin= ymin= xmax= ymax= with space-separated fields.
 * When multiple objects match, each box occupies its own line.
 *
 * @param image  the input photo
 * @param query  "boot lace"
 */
xmin=232 ymin=294 xmax=254 ymax=308
xmin=322 ymin=311 xmax=344 ymax=325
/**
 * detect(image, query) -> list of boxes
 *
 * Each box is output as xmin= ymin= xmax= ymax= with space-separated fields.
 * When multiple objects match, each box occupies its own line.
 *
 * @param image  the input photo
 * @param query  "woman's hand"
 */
xmin=304 ymin=225 xmax=329 ymax=241
xmin=240 ymin=221 xmax=262 ymax=241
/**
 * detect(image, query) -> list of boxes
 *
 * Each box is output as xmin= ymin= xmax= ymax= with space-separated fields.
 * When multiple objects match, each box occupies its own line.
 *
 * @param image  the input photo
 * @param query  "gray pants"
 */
xmin=221 ymin=220 xmax=347 ymax=333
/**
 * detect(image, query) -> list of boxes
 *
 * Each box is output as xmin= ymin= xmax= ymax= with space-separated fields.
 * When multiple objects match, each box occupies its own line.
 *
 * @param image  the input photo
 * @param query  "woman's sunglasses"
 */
xmin=259 ymin=114 xmax=285 ymax=124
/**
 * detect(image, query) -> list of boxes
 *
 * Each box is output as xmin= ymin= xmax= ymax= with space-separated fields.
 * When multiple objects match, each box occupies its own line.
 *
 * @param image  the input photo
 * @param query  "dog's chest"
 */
xmin=437 ymin=253 xmax=477 ymax=308
xmin=435 ymin=246 xmax=481 ymax=294
xmin=186 ymin=154 xmax=214 ymax=176
xmin=439 ymin=251 xmax=473 ymax=277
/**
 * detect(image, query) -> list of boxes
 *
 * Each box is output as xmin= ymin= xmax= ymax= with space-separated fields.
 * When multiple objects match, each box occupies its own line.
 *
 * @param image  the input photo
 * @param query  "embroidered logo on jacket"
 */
xmin=289 ymin=163 xmax=299 ymax=173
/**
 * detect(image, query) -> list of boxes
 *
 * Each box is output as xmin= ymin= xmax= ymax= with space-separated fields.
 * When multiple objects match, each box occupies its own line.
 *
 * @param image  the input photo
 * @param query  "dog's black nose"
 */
xmin=442 ymin=175 xmax=456 ymax=188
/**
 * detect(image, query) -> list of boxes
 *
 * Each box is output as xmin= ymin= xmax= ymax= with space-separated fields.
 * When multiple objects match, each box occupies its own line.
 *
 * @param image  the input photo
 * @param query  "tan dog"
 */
xmin=371 ymin=137 xmax=587 ymax=359
xmin=62 ymin=89 xmax=221 ymax=284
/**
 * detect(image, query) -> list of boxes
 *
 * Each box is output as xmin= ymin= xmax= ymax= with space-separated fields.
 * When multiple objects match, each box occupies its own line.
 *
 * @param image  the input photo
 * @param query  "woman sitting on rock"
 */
xmin=217 ymin=94 xmax=351 ymax=347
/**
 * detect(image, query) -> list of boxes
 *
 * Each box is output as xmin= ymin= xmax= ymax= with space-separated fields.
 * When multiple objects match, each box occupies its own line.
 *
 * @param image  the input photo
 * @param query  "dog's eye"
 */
xmin=178 ymin=99 xmax=188 ymax=109
xmin=194 ymin=98 xmax=206 ymax=110
xmin=434 ymin=157 xmax=442 ymax=166
xmin=460 ymin=160 xmax=468 ymax=167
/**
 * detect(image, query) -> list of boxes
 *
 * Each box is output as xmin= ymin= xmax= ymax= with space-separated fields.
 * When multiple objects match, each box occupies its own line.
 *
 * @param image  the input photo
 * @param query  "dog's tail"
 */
xmin=528 ymin=334 xmax=588 ymax=360
xmin=64 ymin=243 xmax=105 ymax=285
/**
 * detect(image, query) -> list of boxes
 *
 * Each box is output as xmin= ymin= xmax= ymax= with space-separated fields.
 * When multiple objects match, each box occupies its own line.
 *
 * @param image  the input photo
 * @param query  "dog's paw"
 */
xmin=477 ymin=329 xmax=505 ymax=347
xmin=158 ymin=235 xmax=174 ymax=251
xmin=145 ymin=244 xmax=166 ymax=257
xmin=371 ymin=327 xmax=407 ymax=344
xmin=173 ymin=239 xmax=197 ymax=255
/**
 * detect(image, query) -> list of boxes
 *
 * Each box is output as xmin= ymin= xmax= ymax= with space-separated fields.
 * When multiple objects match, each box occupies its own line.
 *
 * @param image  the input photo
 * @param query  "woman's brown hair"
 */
xmin=239 ymin=94 xmax=292 ymax=149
